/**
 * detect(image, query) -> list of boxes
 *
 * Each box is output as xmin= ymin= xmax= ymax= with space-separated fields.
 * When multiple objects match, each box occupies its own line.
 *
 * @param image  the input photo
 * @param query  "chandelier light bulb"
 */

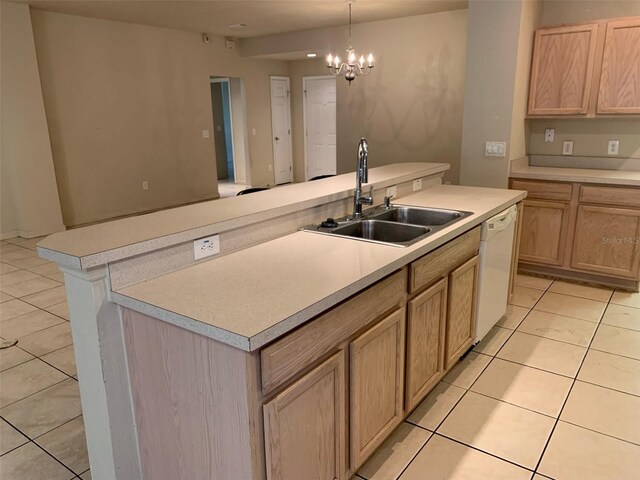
xmin=348 ymin=50 xmax=356 ymax=64
xmin=334 ymin=56 xmax=340 ymax=68
xmin=367 ymin=53 xmax=374 ymax=67
xmin=359 ymin=55 xmax=365 ymax=67
xmin=326 ymin=54 xmax=333 ymax=66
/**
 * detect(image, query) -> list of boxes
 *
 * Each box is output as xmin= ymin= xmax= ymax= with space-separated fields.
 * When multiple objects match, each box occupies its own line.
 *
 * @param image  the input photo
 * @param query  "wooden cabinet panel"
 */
xmin=571 ymin=205 xmax=640 ymax=279
xmin=350 ymin=308 xmax=405 ymax=469
xmin=511 ymin=179 xmax=573 ymax=201
xmin=580 ymin=185 xmax=640 ymax=208
xmin=528 ymin=24 xmax=599 ymax=115
xmin=597 ymin=18 xmax=640 ymax=114
xmin=261 ymin=270 xmax=406 ymax=395
xmin=519 ymin=200 xmax=571 ymax=266
xmin=445 ymin=256 xmax=479 ymax=370
xmin=410 ymin=227 xmax=480 ymax=293
xmin=263 ymin=352 xmax=347 ymax=480
xmin=405 ymin=278 xmax=447 ymax=412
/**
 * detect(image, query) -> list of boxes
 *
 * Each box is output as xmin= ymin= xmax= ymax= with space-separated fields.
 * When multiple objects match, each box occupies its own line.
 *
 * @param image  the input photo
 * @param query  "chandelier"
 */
xmin=326 ymin=2 xmax=374 ymax=84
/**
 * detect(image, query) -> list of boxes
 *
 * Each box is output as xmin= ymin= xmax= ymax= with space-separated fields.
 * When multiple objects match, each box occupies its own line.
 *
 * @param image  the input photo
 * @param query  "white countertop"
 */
xmin=112 ymin=184 xmax=526 ymax=351
xmin=510 ymin=164 xmax=640 ymax=186
xmin=37 ymin=163 xmax=449 ymax=269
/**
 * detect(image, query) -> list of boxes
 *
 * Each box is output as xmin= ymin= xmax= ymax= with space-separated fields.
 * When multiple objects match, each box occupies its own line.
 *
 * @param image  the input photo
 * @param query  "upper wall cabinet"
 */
xmin=597 ymin=18 xmax=640 ymax=114
xmin=528 ymin=24 xmax=599 ymax=115
xmin=528 ymin=16 xmax=640 ymax=117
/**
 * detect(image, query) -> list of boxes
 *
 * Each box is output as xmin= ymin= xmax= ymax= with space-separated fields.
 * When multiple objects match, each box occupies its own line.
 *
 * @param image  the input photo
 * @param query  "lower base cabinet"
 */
xmin=445 ymin=255 xmax=479 ymax=370
xmin=263 ymin=352 xmax=347 ymax=480
xmin=350 ymin=308 xmax=406 ymax=469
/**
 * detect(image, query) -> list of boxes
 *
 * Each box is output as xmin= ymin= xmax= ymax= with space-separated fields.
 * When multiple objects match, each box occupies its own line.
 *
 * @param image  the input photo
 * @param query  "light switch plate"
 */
xmin=485 ymin=141 xmax=506 ymax=157
xmin=608 ymin=140 xmax=620 ymax=155
xmin=194 ymin=235 xmax=220 ymax=260
xmin=202 ymin=130 xmax=210 ymax=139
xmin=544 ymin=128 xmax=555 ymax=142
xmin=413 ymin=179 xmax=422 ymax=191
xmin=562 ymin=140 xmax=574 ymax=156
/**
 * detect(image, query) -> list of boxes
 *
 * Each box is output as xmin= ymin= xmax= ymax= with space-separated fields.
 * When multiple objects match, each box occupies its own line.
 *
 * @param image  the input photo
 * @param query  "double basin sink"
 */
xmin=303 ymin=205 xmax=473 ymax=247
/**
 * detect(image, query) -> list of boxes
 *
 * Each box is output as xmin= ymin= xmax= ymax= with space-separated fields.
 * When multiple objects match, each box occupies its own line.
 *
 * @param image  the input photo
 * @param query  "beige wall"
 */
xmin=1 ymin=2 xmax=65 ymax=238
xmin=459 ymin=0 xmax=524 ymax=188
xmin=256 ymin=9 xmax=468 ymax=184
xmin=541 ymin=0 xmax=640 ymax=25
xmin=30 ymin=9 xmax=290 ymax=227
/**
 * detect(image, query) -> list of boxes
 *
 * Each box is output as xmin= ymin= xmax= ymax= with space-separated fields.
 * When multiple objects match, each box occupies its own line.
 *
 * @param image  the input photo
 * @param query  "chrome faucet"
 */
xmin=353 ymin=138 xmax=373 ymax=218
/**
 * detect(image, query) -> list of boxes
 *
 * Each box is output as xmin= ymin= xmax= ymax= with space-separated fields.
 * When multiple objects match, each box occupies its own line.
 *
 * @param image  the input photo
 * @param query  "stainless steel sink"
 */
xmin=332 ymin=220 xmax=431 ymax=245
xmin=302 ymin=204 xmax=473 ymax=247
xmin=370 ymin=205 xmax=467 ymax=226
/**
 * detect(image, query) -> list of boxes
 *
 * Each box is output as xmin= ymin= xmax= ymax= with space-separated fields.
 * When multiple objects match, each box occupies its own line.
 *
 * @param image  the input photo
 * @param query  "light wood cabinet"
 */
xmin=350 ymin=308 xmax=405 ymax=469
xmin=597 ymin=18 xmax=640 ymax=114
xmin=571 ymin=205 xmax=640 ymax=278
xmin=263 ymin=352 xmax=347 ymax=480
xmin=519 ymin=199 xmax=571 ymax=266
xmin=445 ymin=256 xmax=479 ymax=370
xmin=405 ymin=278 xmax=447 ymax=412
xmin=528 ymin=24 xmax=599 ymax=115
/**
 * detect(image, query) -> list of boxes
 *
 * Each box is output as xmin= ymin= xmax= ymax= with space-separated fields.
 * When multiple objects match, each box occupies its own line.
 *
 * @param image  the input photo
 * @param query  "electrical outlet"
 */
xmin=485 ymin=141 xmax=506 ymax=157
xmin=544 ymin=128 xmax=555 ymax=142
xmin=193 ymin=235 xmax=220 ymax=260
xmin=386 ymin=185 xmax=397 ymax=197
xmin=608 ymin=140 xmax=620 ymax=156
xmin=413 ymin=179 xmax=422 ymax=191
xmin=142 ymin=181 xmax=149 ymax=190
xmin=202 ymin=130 xmax=210 ymax=139
xmin=562 ymin=140 xmax=574 ymax=156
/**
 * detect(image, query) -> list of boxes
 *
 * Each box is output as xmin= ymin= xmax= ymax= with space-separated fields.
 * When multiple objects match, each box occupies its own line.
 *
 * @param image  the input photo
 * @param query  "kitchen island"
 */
xmin=38 ymin=163 xmax=525 ymax=479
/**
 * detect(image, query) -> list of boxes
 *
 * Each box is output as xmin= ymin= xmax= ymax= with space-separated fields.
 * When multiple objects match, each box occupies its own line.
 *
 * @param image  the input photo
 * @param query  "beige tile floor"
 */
xmin=2 ymin=236 xmax=640 ymax=480
xmin=0 ymin=237 xmax=89 ymax=480
xmin=356 ymin=273 xmax=640 ymax=480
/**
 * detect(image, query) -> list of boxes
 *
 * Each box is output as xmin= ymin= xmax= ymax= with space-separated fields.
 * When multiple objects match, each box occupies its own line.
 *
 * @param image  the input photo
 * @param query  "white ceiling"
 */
xmin=11 ymin=0 xmax=468 ymax=38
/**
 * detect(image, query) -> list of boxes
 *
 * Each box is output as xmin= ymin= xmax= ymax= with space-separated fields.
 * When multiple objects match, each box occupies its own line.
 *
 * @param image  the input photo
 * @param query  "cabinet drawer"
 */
xmin=260 ymin=270 xmax=406 ymax=395
xmin=410 ymin=227 xmax=480 ymax=293
xmin=511 ymin=179 xmax=573 ymax=201
xmin=579 ymin=185 xmax=640 ymax=208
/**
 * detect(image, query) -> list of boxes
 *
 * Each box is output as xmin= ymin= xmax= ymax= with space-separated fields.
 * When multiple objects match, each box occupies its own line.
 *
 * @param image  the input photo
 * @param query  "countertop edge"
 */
xmin=509 ymin=167 xmax=640 ymax=186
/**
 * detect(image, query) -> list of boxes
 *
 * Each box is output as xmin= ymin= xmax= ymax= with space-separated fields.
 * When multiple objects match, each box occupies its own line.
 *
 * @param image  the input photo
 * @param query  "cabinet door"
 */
xmin=571 ymin=205 xmax=640 ymax=279
xmin=405 ymin=278 xmax=447 ymax=412
xmin=519 ymin=200 xmax=571 ymax=266
xmin=597 ymin=18 xmax=640 ymax=114
xmin=528 ymin=24 xmax=599 ymax=115
xmin=263 ymin=352 xmax=346 ymax=480
xmin=350 ymin=308 xmax=405 ymax=469
xmin=445 ymin=256 xmax=479 ymax=370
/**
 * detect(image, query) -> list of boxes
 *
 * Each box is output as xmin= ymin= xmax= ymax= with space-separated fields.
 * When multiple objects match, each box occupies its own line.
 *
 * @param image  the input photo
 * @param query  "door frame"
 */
xmin=269 ymin=76 xmax=293 ymax=184
xmin=303 ymin=75 xmax=337 ymax=181
xmin=211 ymin=77 xmax=238 ymax=183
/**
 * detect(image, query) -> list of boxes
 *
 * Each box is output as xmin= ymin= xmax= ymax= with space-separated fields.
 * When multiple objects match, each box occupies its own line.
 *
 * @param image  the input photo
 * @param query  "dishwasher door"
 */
xmin=475 ymin=205 xmax=518 ymax=344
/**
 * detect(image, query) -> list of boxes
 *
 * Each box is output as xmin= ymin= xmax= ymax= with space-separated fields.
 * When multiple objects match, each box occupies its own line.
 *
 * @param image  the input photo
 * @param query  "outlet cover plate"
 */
xmin=544 ymin=128 xmax=555 ymax=142
xmin=608 ymin=140 xmax=620 ymax=156
xmin=386 ymin=185 xmax=397 ymax=197
xmin=413 ymin=179 xmax=422 ymax=191
xmin=562 ymin=140 xmax=574 ymax=156
xmin=485 ymin=141 xmax=506 ymax=157
xmin=194 ymin=235 xmax=220 ymax=260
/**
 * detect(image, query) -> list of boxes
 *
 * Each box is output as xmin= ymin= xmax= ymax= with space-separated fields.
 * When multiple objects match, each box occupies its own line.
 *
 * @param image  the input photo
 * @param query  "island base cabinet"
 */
xmin=445 ymin=256 xmax=479 ymax=370
xmin=405 ymin=278 xmax=447 ymax=412
xmin=263 ymin=352 xmax=347 ymax=480
xmin=571 ymin=205 xmax=640 ymax=278
xmin=350 ymin=308 xmax=406 ymax=469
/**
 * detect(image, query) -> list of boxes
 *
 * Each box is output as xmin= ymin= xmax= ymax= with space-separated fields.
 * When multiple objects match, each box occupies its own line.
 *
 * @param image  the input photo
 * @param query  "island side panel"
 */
xmin=122 ymin=308 xmax=266 ymax=480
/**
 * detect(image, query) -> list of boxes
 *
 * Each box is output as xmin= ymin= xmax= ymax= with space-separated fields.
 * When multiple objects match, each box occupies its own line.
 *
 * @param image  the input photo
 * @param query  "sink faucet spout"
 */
xmin=353 ymin=138 xmax=373 ymax=218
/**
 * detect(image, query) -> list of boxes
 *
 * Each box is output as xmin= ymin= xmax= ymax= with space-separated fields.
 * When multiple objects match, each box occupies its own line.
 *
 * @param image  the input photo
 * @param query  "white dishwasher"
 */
xmin=474 ymin=204 xmax=518 ymax=344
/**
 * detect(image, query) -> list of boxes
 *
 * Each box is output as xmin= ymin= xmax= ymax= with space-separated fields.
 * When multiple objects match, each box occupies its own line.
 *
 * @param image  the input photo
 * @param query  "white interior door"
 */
xmin=304 ymin=77 xmax=337 ymax=181
xmin=270 ymin=77 xmax=293 ymax=185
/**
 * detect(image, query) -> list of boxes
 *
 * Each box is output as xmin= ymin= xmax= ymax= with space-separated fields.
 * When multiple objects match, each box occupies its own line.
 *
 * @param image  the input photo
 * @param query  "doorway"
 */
xmin=210 ymin=77 xmax=251 ymax=186
xmin=303 ymin=76 xmax=337 ymax=181
xmin=270 ymin=76 xmax=293 ymax=185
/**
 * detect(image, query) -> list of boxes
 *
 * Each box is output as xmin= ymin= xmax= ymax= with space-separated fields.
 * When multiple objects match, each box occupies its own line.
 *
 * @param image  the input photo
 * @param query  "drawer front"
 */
xmin=579 ymin=185 xmax=640 ymax=209
xmin=261 ymin=270 xmax=406 ymax=395
xmin=410 ymin=227 xmax=481 ymax=293
xmin=511 ymin=179 xmax=573 ymax=201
